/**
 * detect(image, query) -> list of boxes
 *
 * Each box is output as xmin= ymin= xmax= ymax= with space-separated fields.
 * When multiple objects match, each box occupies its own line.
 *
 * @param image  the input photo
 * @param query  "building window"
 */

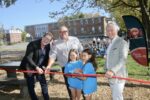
xmin=81 ymin=27 xmax=84 ymax=33
xmin=53 ymin=23 xmax=57 ymax=29
xmin=85 ymin=19 xmax=88 ymax=24
xmin=68 ymin=21 xmax=70 ymax=26
xmin=99 ymin=17 xmax=101 ymax=23
xmin=73 ymin=21 xmax=76 ymax=26
xmin=36 ymin=33 xmax=39 ymax=37
xmin=98 ymin=26 xmax=102 ymax=32
xmin=92 ymin=19 xmax=94 ymax=24
xmin=74 ymin=31 xmax=77 ymax=35
xmin=74 ymin=28 xmax=77 ymax=35
xmin=80 ymin=20 xmax=83 ymax=25
xmin=92 ymin=27 xmax=95 ymax=33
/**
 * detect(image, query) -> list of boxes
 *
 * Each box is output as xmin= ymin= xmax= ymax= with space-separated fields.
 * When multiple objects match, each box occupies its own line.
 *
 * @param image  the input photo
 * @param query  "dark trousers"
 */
xmin=49 ymin=74 xmax=54 ymax=81
xmin=62 ymin=67 xmax=72 ymax=100
xmin=25 ymin=74 xmax=49 ymax=100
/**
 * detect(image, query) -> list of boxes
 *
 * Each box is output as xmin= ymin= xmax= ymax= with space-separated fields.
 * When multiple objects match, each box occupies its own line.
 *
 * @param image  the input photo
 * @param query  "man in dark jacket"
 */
xmin=20 ymin=32 xmax=53 ymax=100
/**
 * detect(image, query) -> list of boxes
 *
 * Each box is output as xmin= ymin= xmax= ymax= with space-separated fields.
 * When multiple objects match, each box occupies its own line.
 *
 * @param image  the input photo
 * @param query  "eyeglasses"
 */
xmin=60 ymin=31 xmax=68 ymax=33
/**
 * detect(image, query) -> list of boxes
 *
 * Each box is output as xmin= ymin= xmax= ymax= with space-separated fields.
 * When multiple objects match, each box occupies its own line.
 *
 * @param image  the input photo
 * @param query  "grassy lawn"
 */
xmin=96 ymin=55 xmax=150 ymax=80
xmin=53 ymin=55 xmax=150 ymax=80
xmin=126 ymin=55 xmax=150 ymax=80
xmin=1 ymin=42 xmax=149 ymax=80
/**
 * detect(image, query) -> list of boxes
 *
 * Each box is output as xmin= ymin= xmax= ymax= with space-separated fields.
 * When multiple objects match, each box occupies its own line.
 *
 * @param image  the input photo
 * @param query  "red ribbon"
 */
xmin=0 ymin=67 xmax=150 ymax=85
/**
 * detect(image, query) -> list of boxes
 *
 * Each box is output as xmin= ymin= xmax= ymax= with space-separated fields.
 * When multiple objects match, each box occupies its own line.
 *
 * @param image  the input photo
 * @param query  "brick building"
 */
xmin=5 ymin=29 xmax=22 ymax=44
xmin=25 ymin=16 xmax=110 ymax=39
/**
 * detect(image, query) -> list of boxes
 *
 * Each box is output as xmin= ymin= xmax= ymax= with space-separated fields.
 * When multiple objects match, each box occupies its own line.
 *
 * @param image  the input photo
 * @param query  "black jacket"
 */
xmin=19 ymin=39 xmax=50 ymax=70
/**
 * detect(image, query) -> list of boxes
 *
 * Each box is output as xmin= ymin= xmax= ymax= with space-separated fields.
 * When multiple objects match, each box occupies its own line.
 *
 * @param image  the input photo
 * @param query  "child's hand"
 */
xmin=74 ymin=68 xmax=82 ymax=74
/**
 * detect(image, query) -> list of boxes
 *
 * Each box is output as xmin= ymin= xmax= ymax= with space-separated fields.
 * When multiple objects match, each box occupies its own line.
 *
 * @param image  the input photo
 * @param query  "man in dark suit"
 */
xmin=20 ymin=32 xmax=53 ymax=100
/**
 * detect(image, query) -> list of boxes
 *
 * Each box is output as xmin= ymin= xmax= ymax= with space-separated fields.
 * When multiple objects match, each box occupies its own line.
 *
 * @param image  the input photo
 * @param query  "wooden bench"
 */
xmin=0 ymin=61 xmax=61 ymax=97
xmin=0 ymin=61 xmax=20 ymax=78
xmin=0 ymin=61 xmax=28 ymax=97
xmin=0 ymin=78 xmax=28 ymax=97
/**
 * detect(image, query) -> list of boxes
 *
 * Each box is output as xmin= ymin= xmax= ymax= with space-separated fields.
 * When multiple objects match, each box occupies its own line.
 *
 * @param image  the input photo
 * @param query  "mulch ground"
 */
xmin=0 ymin=50 xmax=150 ymax=100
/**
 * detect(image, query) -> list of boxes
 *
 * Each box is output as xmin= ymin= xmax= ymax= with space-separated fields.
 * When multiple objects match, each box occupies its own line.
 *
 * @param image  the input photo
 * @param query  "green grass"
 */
xmin=126 ymin=55 xmax=150 ymax=80
xmin=52 ymin=63 xmax=61 ymax=68
xmin=96 ymin=55 xmax=150 ymax=80
xmin=52 ymin=55 xmax=150 ymax=80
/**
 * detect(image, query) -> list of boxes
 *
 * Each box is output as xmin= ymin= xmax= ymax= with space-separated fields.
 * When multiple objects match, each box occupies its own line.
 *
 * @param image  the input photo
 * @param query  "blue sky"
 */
xmin=0 ymin=0 xmax=109 ymax=30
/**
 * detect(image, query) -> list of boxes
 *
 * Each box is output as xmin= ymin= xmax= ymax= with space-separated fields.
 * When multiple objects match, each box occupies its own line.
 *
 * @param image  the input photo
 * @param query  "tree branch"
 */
xmin=72 ymin=0 xmax=86 ymax=14
xmin=49 ymin=0 xmax=87 ymax=18
xmin=107 ymin=0 xmax=140 ymax=11
xmin=112 ymin=0 xmax=122 ymax=7
xmin=108 ymin=3 xmax=122 ymax=10
xmin=120 ymin=0 xmax=140 ymax=8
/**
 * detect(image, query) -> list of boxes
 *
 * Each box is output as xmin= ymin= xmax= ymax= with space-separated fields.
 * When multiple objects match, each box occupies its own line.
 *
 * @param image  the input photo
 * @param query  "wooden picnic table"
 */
xmin=0 ymin=61 xmax=61 ymax=97
xmin=0 ymin=61 xmax=61 ymax=78
xmin=0 ymin=61 xmax=20 ymax=78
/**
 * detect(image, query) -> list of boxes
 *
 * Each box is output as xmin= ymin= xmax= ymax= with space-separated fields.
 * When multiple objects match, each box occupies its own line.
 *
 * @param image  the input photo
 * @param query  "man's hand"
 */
xmin=45 ymin=67 xmax=51 ymax=74
xmin=45 ymin=58 xmax=54 ymax=74
xmin=105 ymin=70 xmax=114 ymax=78
xmin=36 ymin=67 xmax=44 ymax=75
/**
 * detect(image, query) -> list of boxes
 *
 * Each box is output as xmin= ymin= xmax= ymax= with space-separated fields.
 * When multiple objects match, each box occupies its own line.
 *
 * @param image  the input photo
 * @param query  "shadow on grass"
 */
xmin=50 ymin=97 xmax=69 ymax=100
xmin=0 ymin=91 xmax=69 ymax=100
xmin=0 ymin=89 xmax=69 ymax=100
xmin=49 ymin=79 xmax=150 ymax=88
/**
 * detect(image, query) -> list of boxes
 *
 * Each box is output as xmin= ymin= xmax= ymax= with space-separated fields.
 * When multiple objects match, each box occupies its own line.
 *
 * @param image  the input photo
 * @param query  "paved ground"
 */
xmin=0 ymin=42 xmax=28 ymax=63
xmin=0 ymin=42 xmax=28 ymax=51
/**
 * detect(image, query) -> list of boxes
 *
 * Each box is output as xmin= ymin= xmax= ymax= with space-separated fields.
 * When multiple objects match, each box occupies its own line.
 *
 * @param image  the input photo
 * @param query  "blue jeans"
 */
xmin=25 ymin=74 xmax=49 ymax=100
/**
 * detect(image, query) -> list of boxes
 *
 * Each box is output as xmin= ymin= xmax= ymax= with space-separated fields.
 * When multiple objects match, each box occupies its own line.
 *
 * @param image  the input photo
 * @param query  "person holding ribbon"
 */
xmin=45 ymin=25 xmax=83 ymax=99
xmin=20 ymin=32 xmax=53 ymax=100
xmin=104 ymin=22 xmax=129 ymax=100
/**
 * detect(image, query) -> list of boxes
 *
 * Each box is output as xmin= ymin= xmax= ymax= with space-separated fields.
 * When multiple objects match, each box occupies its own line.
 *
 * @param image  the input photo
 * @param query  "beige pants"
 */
xmin=110 ymin=82 xmax=125 ymax=100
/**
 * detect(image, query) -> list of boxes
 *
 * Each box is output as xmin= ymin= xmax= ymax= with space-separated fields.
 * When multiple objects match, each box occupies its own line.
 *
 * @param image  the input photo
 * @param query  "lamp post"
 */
xmin=93 ymin=37 xmax=96 ymax=44
xmin=103 ymin=38 xmax=106 ymax=48
xmin=97 ymin=38 xmax=100 ymax=49
xmin=92 ymin=37 xmax=97 ymax=54
xmin=93 ymin=37 xmax=96 ymax=48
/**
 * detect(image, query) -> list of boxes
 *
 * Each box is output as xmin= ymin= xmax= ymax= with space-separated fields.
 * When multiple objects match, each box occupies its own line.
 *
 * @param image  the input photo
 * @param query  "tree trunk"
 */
xmin=139 ymin=0 xmax=150 ymax=48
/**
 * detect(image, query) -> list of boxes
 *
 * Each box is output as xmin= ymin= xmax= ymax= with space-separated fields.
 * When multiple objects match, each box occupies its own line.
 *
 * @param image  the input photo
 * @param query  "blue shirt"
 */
xmin=82 ymin=62 xmax=97 ymax=95
xmin=64 ymin=60 xmax=83 ymax=89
